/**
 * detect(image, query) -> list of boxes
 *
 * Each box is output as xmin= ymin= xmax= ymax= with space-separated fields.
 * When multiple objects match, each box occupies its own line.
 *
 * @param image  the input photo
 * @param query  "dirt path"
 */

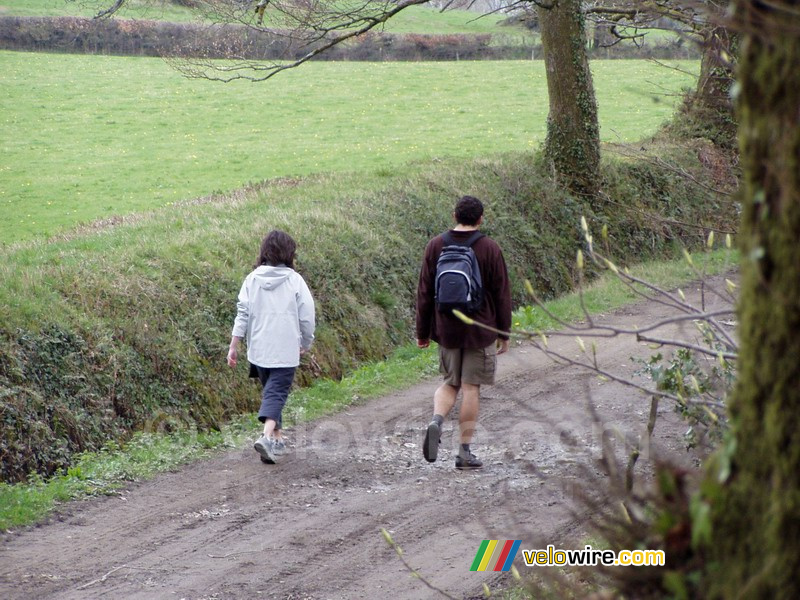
xmin=0 ymin=276 xmax=735 ymax=600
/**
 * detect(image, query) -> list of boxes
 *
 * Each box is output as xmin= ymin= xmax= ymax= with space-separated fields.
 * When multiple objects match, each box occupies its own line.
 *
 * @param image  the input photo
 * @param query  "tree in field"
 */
xmin=684 ymin=2 xmax=738 ymax=149
xmin=705 ymin=1 xmax=800 ymax=596
xmin=585 ymin=1 xmax=737 ymax=146
xmin=538 ymin=0 xmax=600 ymax=198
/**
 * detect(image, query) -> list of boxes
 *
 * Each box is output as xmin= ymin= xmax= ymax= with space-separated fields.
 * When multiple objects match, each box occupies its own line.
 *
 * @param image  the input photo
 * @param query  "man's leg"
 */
xmin=433 ymin=383 xmax=459 ymax=418
xmin=458 ymin=383 xmax=480 ymax=445
xmin=424 ymin=383 xmax=459 ymax=463
xmin=424 ymin=345 xmax=463 ymax=463
xmin=455 ymin=343 xmax=495 ymax=469
xmin=455 ymin=381 xmax=483 ymax=469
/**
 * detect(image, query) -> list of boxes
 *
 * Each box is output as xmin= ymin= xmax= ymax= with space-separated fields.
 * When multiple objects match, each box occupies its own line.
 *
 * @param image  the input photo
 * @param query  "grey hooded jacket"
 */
xmin=232 ymin=265 xmax=315 ymax=368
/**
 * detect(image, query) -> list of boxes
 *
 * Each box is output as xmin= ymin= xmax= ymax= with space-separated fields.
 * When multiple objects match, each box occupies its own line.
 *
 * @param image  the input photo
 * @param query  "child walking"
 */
xmin=227 ymin=230 xmax=315 ymax=464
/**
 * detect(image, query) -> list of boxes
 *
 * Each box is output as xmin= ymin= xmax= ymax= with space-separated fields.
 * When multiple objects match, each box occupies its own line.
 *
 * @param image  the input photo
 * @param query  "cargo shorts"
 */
xmin=438 ymin=343 xmax=498 ymax=387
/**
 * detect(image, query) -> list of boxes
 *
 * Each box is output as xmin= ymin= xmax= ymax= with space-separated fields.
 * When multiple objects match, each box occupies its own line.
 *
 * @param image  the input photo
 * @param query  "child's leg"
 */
xmin=257 ymin=366 xmax=297 ymax=437
xmin=255 ymin=367 xmax=275 ymax=438
xmin=262 ymin=418 xmax=278 ymax=439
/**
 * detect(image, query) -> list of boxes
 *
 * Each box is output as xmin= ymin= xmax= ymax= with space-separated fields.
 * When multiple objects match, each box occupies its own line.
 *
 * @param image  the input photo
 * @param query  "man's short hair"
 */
xmin=454 ymin=195 xmax=484 ymax=226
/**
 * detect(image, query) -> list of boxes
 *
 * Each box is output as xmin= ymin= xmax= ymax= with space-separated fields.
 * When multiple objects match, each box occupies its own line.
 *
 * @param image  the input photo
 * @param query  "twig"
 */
xmin=208 ymin=550 xmax=266 ymax=558
xmin=380 ymin=529 xmax=459 ymax=600
xmin=173 ymin=0 xmax=432 ymax=82
xmin=531 ymin=310 xmax=734 ymax=339
xmin=636 ymin=334 xmax=737 ymax=361
xmin=77 ymin=565 xmax=127 ymax=590
xmin=460 ymin=308 xmax=725 ymax=410
xmin=647 ymin=57 xmax=701 ymax=79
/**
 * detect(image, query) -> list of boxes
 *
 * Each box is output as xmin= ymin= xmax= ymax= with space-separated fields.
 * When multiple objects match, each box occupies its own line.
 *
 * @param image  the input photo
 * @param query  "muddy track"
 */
xmin=0 ymin=276 xmax=734 ymax=599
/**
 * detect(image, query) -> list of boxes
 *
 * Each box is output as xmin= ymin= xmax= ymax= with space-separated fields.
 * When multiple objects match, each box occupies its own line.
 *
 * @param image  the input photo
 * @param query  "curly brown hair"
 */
xmin=255 ymin=230 xmax=296 ymax=269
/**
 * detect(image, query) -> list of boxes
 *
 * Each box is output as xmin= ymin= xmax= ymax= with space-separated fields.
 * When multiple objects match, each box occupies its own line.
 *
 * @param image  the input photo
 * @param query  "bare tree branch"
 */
xmin=604 ymin=140 xmax=738 ymax=199
xmin=635 ymin=334 xmax=737 ymax=361
xmin=93 ymin=0 xmax=126 ymax=20
xmin=537 ymin=309 xmax=734 ymax=339
xmin=173 ymin=0 xmax=434 ymax=82
xmin=454 ymin=309 xmax=730 ymax=413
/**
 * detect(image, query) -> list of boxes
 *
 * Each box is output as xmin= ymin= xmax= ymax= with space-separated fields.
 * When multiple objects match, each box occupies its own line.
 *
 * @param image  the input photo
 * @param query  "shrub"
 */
xmin=0 ymin=16 xmax=699 ymax=61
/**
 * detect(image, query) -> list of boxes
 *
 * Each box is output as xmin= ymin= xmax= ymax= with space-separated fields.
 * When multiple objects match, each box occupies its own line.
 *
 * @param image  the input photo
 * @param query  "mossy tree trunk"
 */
xmin=709 ymin=2 xmax=800 ymax=597
xmin=696 ymin=26 xmax=735 ymax=115
xmin=538 ymin=0 xmax=601 ymax=199
xmin=691 ymin=25 xmax=738 ymax=148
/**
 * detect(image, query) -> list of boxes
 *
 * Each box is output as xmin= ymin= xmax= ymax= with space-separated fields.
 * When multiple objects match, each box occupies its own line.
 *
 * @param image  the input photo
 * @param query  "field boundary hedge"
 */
xmin=0 ymin=16 xmax=700 ymax=60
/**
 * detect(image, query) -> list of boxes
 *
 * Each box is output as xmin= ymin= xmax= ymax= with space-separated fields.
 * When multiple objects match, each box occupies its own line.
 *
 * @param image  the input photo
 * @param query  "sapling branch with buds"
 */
xmin=454 ymin=216 xmax=737 ymax=447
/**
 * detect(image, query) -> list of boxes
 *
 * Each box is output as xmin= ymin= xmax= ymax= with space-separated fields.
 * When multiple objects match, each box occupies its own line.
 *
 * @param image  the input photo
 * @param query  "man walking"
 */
xmin=416 ymin=195 xmax=512 ymax=469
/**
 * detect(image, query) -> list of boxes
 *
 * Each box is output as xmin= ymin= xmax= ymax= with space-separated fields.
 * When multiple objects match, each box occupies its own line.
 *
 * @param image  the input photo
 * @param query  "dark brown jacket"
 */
xmin=416 ymin=229 xmax=512 ymax=349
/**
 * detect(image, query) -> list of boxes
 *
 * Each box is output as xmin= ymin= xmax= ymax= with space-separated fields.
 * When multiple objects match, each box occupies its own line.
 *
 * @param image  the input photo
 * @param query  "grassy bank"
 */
xmin=1 ymin=52 xmax=698 ymax=243
xmin=0 ymin=246 xmax=738 ymax=530
xmin=0 ymin=139 xmax=738 ymax=485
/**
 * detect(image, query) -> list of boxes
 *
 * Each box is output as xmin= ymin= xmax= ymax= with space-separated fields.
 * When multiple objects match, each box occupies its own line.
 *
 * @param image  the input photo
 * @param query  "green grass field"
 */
xmin=1 ymin=52 xmax=698 ymax=243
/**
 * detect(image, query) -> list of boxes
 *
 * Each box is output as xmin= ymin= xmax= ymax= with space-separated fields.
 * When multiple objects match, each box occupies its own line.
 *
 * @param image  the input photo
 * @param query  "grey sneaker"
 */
xmin=423 ymin=420 xmax=441 ymax=463
xmin=254 ymin=435 xmax=276 ymax=464
xmin=272 ymin=439 xmax=287 ymax=456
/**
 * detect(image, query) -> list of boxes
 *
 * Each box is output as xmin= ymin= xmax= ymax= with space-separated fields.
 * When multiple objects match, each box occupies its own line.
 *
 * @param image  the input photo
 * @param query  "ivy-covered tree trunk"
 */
xmin=696 ymin=27 xmax=735 ymax=115
xmin=708 ymin=2 xmax=800 ymax=597
xmin=690 ymin=25 xmax=738 ymax=148
xmin=538 ymin=0 xmax=601 ymax=199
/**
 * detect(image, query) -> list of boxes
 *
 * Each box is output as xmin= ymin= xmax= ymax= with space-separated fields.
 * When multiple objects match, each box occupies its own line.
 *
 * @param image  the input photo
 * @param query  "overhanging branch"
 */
xmin=175 ymin=0 xmax=433 ymax=82
xmin=94 ymin=0 xmax=126 ymax=20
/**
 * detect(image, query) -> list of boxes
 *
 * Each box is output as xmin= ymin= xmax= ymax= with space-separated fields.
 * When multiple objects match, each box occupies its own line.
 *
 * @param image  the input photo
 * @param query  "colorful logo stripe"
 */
xmin=470 ymin=540 xmax=491 ymax=571
xmin=470 ymin=540 xmax=522 ymax=572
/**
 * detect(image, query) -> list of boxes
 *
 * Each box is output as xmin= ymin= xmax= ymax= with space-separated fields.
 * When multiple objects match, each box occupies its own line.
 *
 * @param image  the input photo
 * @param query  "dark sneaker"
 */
xmin=423 ymin=420 xmax=441 ymax=463
xmin=254 ymin=436 xmax=276 ymax=464
xmin=455 ymin=451 xmax=483 ymax=470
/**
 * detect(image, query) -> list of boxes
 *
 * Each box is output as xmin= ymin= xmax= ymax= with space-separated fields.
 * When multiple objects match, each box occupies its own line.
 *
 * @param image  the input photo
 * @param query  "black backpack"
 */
xmin=434 ymin=231 xmax=484 ymax=315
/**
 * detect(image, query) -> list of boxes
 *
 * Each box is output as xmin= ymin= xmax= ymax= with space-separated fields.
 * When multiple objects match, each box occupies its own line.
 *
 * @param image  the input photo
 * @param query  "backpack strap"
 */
xmin=464 ymin=231 xmax=484 ymax=247
xmin=441 ymin=231 xmax=484 ymax=247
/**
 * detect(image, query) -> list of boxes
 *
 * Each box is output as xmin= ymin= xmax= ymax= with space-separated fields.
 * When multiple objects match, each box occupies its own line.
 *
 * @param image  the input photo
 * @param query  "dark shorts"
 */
xmin=438 ymin=343 xmax=497 ymax=387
